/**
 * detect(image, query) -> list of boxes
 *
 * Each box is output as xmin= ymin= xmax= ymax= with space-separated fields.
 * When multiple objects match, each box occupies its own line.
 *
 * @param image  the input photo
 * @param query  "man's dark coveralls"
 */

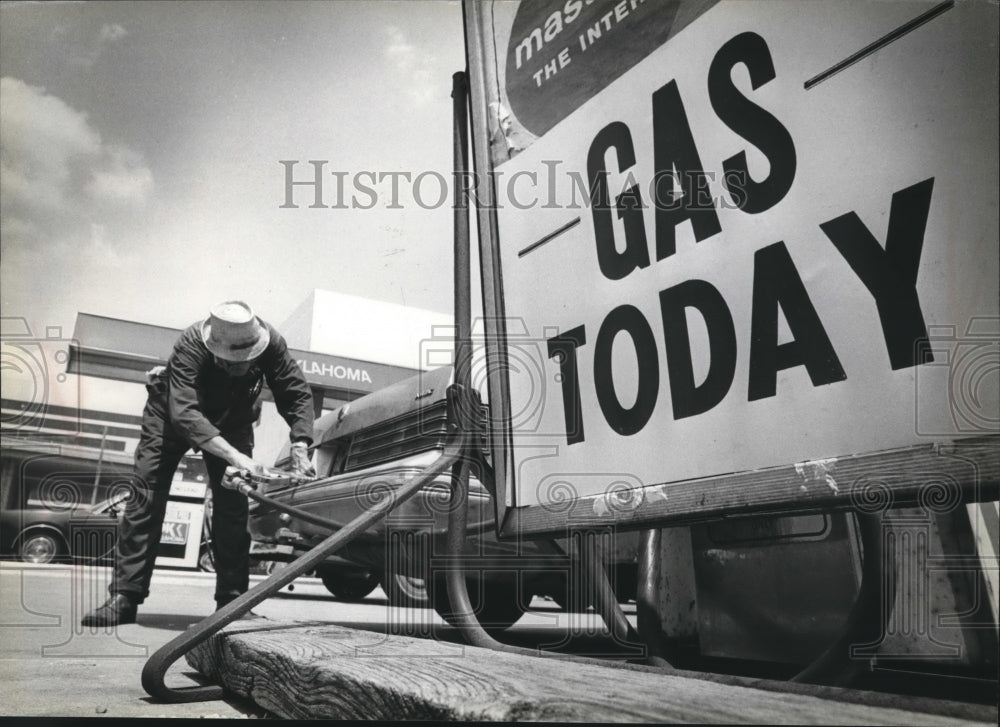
xmin=112 ymin=321 xmax=314 ymax=606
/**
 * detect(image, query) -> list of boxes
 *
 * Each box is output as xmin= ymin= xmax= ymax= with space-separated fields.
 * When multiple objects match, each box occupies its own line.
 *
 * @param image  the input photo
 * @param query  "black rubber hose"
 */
xmin=245 ymin=487 xmax=495 ymax=540
xmin=141 ymin=433 xmax=468 ymax=703
xmin=245 ymin=487 xmax=344 ymax=531
xmin=568 ymin=530 xmax=643 ymax=650
xmin=442 ymin=433 xmax=680 ymax=672
xmin=791 ymin=511 xmax=896 ymax=685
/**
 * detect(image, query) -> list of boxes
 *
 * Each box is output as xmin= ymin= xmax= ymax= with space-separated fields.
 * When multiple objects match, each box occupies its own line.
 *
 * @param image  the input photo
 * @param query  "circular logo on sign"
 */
xmin=504 ymin=0 xmax=689 ymax=137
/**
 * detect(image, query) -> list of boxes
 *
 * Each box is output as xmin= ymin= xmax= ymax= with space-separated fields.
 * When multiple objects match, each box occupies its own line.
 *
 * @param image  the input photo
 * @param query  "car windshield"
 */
xmin=93 ymin=490 xmax=131 ymax=514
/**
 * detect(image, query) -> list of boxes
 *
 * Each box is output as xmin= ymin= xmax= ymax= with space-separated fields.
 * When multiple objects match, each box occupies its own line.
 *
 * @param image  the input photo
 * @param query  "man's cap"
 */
xmin=201 ymin=301 xmax=270 ymax=362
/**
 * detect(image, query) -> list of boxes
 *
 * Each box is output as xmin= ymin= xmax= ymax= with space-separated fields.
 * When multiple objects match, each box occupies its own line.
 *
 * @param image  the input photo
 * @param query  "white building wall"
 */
xmin=287 ymin=289 xmax=453 ymax=371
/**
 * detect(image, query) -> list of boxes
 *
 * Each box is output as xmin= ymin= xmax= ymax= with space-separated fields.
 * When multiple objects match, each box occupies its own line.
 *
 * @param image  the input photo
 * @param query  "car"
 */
xmin=0 ymin=489 xmax=129 ymax=564
xmin=248 ymin=366 xmax=637 ymax=628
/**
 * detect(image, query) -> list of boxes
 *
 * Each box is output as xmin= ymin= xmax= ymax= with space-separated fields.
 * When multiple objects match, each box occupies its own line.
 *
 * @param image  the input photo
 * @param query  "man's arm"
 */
xmin=167 ymin=327 xmax=223 ymax=446
xmin=260 ymin=329 xmax=315 ymax=476
xmin=201 ymin=436 xmax=264 ymax=474
xmin=261 ymin=329 xmax=315 ymax=443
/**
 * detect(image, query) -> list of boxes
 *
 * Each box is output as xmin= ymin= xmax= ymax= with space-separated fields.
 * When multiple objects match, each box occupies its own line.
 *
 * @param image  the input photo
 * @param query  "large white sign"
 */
xmin=469 ymin=0 xmax=999 ymax=517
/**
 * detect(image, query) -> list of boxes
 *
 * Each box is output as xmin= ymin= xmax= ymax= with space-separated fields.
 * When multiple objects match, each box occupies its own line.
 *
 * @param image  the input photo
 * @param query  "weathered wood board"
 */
xmin=185 ymin=620 xmax=997 ymax=723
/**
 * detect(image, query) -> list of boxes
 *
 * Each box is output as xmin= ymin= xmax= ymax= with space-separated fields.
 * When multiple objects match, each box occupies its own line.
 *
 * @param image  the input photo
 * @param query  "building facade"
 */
xmin=0 ymin=291 xmax=451 ymax=567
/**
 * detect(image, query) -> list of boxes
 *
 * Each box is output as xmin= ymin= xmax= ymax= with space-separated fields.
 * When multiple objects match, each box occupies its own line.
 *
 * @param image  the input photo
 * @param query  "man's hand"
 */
xmin=230 ymin=451 xmax=266 ymax=476
xmin=289 ymin=442 xmax=316 ymax=478
xmin=145 ymin=365 xmax=166 ymax=385
xmin=201 ymin=436 xmax=265 ymax=475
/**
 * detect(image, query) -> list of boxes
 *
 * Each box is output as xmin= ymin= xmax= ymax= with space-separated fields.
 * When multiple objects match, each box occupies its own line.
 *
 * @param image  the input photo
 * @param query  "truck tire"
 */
xmin=318 ymin=566 xmax=380 ymax=601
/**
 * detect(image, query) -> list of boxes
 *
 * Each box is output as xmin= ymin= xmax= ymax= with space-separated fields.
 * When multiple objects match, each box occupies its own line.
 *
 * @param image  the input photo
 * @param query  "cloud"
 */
xmin=86 ymin=145 xmax=153 ymax=204
xmin=1 ymin=78 xmax=101 ymax=184
xmin=99 ymin=23 xmax=128 ymax=44
xmin=0 ymin=77 xmax=153 ymax=250
xmin=67 ymin=22 xmax=129 ymax=68
xmin=384 ymin=25 xmax=439 ymax=107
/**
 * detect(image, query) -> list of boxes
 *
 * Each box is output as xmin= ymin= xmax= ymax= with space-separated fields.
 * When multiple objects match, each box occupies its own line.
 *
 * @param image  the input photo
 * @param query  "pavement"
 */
xmin=0 ymin=561 xmax=635 ymax=719
xmin=2 ymin=556 xmax=648 ymax=720
xmin=4 ymin=562 xmax=995 ymax=723
xmin=0 ymin=561 xmax=365 ymax=719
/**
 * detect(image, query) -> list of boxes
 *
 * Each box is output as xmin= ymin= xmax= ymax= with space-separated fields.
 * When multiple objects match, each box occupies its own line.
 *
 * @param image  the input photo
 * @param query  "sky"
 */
xmin=1 ymin=0 xmax=469 ymax=340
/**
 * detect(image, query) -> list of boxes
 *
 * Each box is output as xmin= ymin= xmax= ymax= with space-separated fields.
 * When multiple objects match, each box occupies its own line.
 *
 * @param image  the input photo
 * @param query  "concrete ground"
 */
xmin=0 ymin=561 xmax=611 ymax=719
xmin=0 ymin=561 xmax=374 ymax=719
xmin=4 ymin=562 xmax=994 ymax=723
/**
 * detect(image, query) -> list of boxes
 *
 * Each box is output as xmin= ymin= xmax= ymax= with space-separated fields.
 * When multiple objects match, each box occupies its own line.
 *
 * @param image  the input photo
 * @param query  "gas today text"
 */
xmin=545 ymin=32 xmax=936 ymax=445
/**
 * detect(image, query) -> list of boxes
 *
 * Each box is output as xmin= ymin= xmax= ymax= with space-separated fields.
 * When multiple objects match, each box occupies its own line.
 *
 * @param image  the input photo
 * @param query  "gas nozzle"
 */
xmin=222 ymin=466 xmax=297 ymax=495
xmin=222 ymin=466 xmax=255 ymax=494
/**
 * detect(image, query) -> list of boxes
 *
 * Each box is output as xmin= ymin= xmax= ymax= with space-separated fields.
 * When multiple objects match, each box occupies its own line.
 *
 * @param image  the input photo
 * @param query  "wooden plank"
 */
xmin=502 ymin=436 xmax=1000 ymax=537
xmin=185 ymin=620 xmax=996 ymax=723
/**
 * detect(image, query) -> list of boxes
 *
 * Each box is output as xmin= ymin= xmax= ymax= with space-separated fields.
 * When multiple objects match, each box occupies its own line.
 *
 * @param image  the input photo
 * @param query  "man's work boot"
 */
xmin=81 ymin=593 xmax=137 ymax=627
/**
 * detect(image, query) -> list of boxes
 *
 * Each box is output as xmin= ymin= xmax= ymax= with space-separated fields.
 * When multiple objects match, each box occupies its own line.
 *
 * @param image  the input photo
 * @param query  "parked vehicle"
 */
xmin=248 ymin=366 xmax=637 ymax=628
xmin=1 ymin=489 xmax=129 ymax=564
